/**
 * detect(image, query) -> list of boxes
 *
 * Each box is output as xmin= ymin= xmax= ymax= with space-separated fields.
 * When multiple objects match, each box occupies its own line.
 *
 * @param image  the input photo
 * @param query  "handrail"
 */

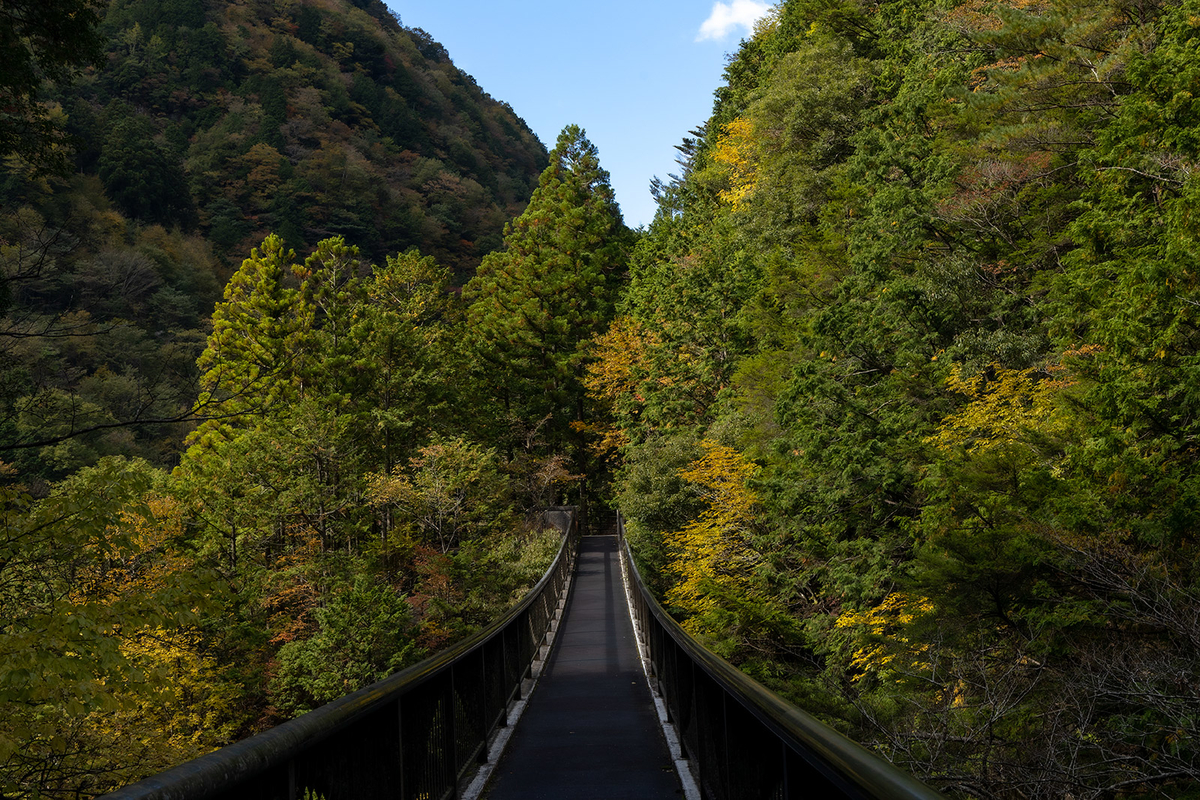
xmin=618 ymin=515 xmax=944 ymax=800
xmin=102 ymin=509 xmax=581 ymax=800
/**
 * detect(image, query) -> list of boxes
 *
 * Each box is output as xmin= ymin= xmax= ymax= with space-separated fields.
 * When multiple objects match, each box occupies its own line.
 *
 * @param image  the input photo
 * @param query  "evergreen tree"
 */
xmin=465 ymin=124 xmax=632 ymax=459
xmin=360 ymin=250 xmax=461 ymax=475
xmin=98 ymin=113 xmax=195 ymax=227
xmin=187 ymin=234 xmax=309 ymax=450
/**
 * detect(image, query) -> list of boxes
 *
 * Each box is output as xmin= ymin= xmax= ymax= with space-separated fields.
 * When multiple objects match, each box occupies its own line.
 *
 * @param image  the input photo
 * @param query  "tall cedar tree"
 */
xmin=465 ymin=125 xmax=631 ymax=460
xmin=187 ymin=234 xmax=308 ymax=450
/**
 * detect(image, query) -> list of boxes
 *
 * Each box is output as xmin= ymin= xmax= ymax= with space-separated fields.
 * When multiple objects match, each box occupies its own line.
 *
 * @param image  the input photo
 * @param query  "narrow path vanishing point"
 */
xmin=483 ymin=535 xmax=682 ymax=799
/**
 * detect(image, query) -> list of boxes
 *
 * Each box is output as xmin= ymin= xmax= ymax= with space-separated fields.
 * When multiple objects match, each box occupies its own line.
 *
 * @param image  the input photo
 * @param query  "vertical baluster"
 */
xmin=447 ymin=671 xmax=458 ymax=798
xmin=397 ymin=698 xmax=406 ymax=800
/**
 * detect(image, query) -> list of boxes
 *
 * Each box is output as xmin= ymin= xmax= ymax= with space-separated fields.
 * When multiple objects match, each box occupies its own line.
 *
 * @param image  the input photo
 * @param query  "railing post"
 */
xmin=449 ymin=666 xmax=459 ymax=799
xmin=506 ymin=624 xmax=519 ymax=703
xmin=721 ymin=691 xmax=730 ymax=800
xmin=397 ymin=699 xmax=406 ymax=800
xmin=477 ymin=649 xmax=489 ymax=764
xmin=781 ymin=740 xmax=790 ymax=800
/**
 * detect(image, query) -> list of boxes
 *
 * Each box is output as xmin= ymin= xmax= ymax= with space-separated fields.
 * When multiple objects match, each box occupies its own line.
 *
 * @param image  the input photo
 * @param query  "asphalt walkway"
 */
xmin=483 ymin=535 xmax=682 ymax=799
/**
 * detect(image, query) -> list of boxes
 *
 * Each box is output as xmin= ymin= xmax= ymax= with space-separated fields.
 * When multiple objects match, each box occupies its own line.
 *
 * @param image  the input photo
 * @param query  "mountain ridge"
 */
xmin=55 ymin=0 xmax=548 ymax=279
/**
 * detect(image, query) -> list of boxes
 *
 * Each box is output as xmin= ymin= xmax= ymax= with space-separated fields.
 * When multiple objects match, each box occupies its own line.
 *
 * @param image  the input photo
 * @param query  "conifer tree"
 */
xmin=187 ymin=234 xmax=309 ymax=450
xmin=465 ymin=124 xmax=632 ymax=457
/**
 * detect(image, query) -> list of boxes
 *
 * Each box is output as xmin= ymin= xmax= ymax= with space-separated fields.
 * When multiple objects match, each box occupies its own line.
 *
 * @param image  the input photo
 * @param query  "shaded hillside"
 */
xmin=0 ymin=0 xmax=547 ymax=482
xmin=54 ymin=0 xmax=547 ymax=279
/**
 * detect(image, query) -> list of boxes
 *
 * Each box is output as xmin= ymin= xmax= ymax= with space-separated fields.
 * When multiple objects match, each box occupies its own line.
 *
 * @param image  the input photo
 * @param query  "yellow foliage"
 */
xmin=665 ymin=442 xmax=759 ymax=635
xmin=711 ymin=116 xmax=760 ymax=209
xmin=678 ymin=441 xmax=758 ymax=519
xmin=75 ymin=495 xmax=239 ymax=765
xmin=107 ymin=626 xmax=239 ymax=757
xmin=584 ymin=316 xmax=659 ymax=406
xmin=583 ymin=316 xmax=661 ymax=451
xmin=835 ymin=592 xmax=934 ymax=681
xmin=73 ymin=495 xmax=190 ymax=603
xmin=570 ymin=418 xmax=626 ymax=462
xmin=927 ymin=362 xmax=1073 ymax=457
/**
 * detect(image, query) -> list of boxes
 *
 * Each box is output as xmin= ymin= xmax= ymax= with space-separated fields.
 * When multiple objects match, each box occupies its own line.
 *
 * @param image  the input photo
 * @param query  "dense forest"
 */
xmin=605 ymin=0 xmax=1200 ymax=797
xmin=0 ymin=0 xmax=598 ymax=796
xmin=52 ymin=0 xmax=546 ymax=275
xmin=1 ymin=0 xmax=549 ymax=482
xmin=5 ymin=0 xmax=1200 ymax=797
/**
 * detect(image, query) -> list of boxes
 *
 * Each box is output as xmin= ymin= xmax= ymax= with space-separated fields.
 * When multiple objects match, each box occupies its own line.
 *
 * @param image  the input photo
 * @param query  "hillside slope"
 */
xmin=605 ymin=1 xmax=1200 ymax=796
xmin=0 ymin=0 xmax=547 ymax=480
xmin=57 ymin=0 xmax=547 ymax=277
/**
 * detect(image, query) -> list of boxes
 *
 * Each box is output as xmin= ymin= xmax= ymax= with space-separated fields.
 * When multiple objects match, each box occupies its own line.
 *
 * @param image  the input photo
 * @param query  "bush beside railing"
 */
xmin=101 ymin=509 xmax=580 ymax=800
xmin=618 ymin=514 xmax=944 ymax=800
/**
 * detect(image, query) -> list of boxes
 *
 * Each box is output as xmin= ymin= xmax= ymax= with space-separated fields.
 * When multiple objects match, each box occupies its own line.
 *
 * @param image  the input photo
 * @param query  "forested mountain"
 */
xmin=601 ymin=0 xmax=1200 ymax=797
xmin=0 ymin=0 xmax=547 ymax=482
xmin=58 ymin=0 xmax=546 ymax=274
xmin=0 ymin=1 xmax=575 ymax=796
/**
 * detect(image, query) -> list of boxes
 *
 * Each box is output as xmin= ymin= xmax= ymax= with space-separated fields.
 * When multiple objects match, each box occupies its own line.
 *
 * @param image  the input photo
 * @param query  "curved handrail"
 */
xmin=618 ymin=516 xmax=944 ymax=800
xmin=103 ymin=509 xmax=580 ymax=800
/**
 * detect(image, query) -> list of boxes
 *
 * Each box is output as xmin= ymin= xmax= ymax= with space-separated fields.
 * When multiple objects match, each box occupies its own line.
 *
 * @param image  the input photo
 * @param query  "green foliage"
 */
xmin=369 ymin=435 xmax=512 ymax=554
xmin=620 ymin=213 xmax=760 ymax=433
xmin=272 ymin=577 xmax=421 ymax=716
xmin=182 ymin=233 xmax=468 ymax=566
xmin=0 ymin=458 xmax=219 ymax=797
xmin=98 ymin=113 xmax=194 ymax=227
xmin=0 ymin=202 xmax=219 ymax=478
xmin=166 ymin=229 xmax=561 ymax=776
xmin=0 ymin=0 xmax=104 ymax=170
xmin=466 ymin=124 xmax=632 ymax=459
xmin=1057 ymin=0 xmax=1200 ymax=500
xmin=611 ymin=0 xmax=1200 ymax=795
xmin=188 ymin=234 xmax=307 ymax=450
xmin=617 ymin=434 xmax=705 ymax=534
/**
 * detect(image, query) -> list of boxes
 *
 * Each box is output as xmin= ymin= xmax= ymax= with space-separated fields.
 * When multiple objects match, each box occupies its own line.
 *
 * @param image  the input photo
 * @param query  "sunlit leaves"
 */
xmin=834 ymin=592 xmax=933 ymax=681
xmin=188 ymin=233 xmax=306 ymax=450
xmin=928 ymin=362 xmax=1073 ymax=459
xmin=465 ymin=124 xmax=631 ymax=455
xmin=711 ymin=116 xmax=760 ymax=208
xmin=368 ymin=435 xmax=512 ymax=554
xmin=665 ymin=441 xmax=760 ymax=647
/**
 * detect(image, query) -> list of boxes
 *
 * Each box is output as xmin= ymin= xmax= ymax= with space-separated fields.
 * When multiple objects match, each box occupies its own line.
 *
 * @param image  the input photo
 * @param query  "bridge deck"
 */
xmin=483 ymin=535 xmax=681 ymax=799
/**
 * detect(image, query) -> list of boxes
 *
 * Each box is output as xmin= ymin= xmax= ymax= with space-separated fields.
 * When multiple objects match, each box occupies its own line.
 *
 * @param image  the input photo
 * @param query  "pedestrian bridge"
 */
xmin=101 ymin=511 xmax=943 ymax=800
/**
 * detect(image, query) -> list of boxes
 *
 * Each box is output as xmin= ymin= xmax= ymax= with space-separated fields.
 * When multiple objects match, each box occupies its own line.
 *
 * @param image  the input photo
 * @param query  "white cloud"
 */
xmin=696 ymin=0 xmax=771 ymax=42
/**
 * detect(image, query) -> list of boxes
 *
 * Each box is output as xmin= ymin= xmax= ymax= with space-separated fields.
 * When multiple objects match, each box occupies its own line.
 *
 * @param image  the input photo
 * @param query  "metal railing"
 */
xmin=102 ymin=509 xmax=580 ymax=800
xmin=618 ymin=515 xmax=944 ymax=800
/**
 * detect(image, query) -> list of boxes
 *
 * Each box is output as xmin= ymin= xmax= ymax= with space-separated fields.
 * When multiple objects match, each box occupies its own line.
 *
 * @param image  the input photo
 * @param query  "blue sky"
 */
xmin=385 ymin=1 xmax=772 ymax=228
